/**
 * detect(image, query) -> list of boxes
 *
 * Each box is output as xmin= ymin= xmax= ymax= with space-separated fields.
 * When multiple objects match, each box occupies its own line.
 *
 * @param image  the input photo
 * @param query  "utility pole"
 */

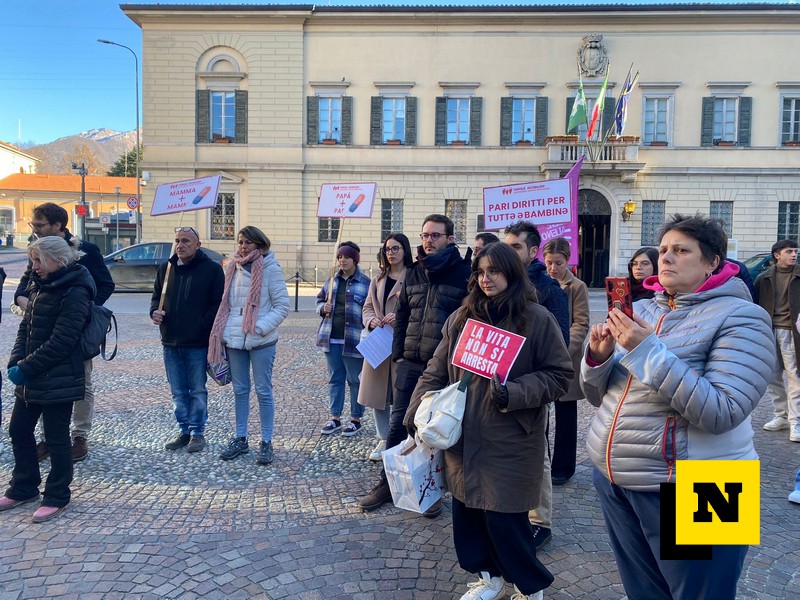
xmin=71 ymin=162 xmax=88 ymax=239
xmin=114 ymin=186 xmax=121 ymax=251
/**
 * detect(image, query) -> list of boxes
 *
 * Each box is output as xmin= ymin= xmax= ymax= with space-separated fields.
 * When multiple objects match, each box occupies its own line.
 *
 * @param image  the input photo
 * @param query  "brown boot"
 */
xmin=36 ymin=441 xmax=50 ymax=462
xmin=358 ymin=480 xmax=393 ymax=512
xmin=72 ymin=437 xmax=88 ymax=462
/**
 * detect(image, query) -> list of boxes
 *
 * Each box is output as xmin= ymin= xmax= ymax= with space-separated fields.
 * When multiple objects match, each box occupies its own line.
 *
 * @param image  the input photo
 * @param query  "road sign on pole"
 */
xmin=127 ymin=196 xmax=139 ymax=210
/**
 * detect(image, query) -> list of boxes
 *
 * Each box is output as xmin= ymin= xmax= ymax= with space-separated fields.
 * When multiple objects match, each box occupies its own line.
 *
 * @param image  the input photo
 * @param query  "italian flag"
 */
xmin=587 ymin=69 xmax=610 ymax=138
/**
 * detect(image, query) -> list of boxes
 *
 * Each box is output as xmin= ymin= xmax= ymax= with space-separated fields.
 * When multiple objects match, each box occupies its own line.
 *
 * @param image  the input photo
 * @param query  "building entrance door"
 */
xmin=577 ymin=189 xmax=611 ymax=288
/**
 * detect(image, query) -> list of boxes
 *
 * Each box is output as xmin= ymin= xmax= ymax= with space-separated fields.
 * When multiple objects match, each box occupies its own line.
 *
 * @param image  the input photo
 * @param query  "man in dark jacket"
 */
xmin=14 ymin=202 xmax=115 ymax=463
xmin=150 ymin=226 xmax=224 ymax=453
xmin=754 ymin=239 xmax=800 ymax=442
xmin=358 ymin=214 xmax=471 ymax=515
xmin=503 ymin=220 xmax=570 ymax=550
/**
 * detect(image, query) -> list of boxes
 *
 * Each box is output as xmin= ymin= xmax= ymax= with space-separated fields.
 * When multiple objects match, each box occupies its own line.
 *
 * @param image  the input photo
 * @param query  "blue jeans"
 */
xmin=227 ymin=344 xmax=276 ymax=442
xmin=163 ymin=345 xmax=209 ymax=436
xmin=324 ymin=344 xmax=364 ymax=419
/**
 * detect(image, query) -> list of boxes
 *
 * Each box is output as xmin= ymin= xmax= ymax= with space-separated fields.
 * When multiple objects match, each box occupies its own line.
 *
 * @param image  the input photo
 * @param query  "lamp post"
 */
xmin=71 ymin=162 xmax=88 ymax=238
xmin=114 ymin=186 xmax=121 ymax=251
xmin=98 ymin=38 xmax=141 ymax=244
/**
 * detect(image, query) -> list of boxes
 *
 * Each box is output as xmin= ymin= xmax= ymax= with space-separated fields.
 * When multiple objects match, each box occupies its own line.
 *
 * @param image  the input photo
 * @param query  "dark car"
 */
xmin=104 ymin=242 xmax=227 ymax=291
xmin=743 ymin=252 xmax=773 ymax=282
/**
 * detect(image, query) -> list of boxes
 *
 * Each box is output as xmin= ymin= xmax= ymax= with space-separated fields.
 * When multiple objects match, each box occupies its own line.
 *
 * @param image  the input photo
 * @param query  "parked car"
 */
xmin=104 ymin=242 xmax=227 ymax=291
xmin=743 ymin=252 xmax=773 ymax=282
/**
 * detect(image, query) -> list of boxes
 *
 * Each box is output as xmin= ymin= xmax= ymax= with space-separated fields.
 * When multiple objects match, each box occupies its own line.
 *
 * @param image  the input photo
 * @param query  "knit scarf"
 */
xmin=207 ymin=249 xmax=264 ymax=364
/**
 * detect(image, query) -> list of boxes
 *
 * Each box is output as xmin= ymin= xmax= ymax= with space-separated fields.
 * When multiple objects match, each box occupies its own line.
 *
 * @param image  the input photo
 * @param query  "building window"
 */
xmin=709 ymin=201 xmax=733 ymax=236
xmin=211 ymin=193 xmax=235 ymax=240
xmin=512 ymin=98 xmax=536 ymax=143
xmin=447 ymin=98 xmax=471 ymax=144
xmin=382 ymin=98 xmax=405 ymax=143
xmin=782 ymin=97 xmax=800 ymax=144
xmin=318 ymin=218 xmax=340 ymax=243
xmin=713 ymin=98 xmax=738 ymax=143
xmin=319 ymin=97 xmax=342 ymax=143
xmin=445 ymin=199 xmax=468 ymax=244
xmin=210 ymin=91 xmax=236 ymax=141
xmin=380 ymin=198 xmax=404 ymax=241
xmin=641 ymin=200 xmax=666 ymax=246
xmin=778 ymin=202 xmax=800 ymax=240
xmin=643 ymin=97 xmax=670 ymax=145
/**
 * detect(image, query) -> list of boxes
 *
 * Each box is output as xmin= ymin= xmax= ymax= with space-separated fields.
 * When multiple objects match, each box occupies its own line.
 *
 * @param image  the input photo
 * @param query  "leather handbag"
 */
xmin=414 ymin=372 xmax=472 ymax=449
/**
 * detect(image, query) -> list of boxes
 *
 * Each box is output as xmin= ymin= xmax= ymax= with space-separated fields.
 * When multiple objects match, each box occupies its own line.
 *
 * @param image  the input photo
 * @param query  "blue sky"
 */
xmin=1 ymin=0 xmax=793 ymax=146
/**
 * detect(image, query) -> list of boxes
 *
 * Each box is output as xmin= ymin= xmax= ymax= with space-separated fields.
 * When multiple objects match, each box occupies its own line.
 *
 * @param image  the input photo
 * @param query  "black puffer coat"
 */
xmin=9 ymin=264 xmax=95 ymax=405
xmin=393 ymin=244 xmax=472 ymax=364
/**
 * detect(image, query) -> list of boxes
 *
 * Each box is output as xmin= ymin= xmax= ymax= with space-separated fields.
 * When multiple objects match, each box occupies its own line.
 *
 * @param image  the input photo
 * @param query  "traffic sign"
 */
xmin=127 ymin=196 xmax=139 ymax=210
xmin=100 ymin=214 xmax=111 ymax=224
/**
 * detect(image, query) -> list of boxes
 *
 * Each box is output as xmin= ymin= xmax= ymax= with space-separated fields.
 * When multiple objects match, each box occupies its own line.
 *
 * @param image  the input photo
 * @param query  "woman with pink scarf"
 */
xmin=208 ymin=226 xmax=289 ymax=465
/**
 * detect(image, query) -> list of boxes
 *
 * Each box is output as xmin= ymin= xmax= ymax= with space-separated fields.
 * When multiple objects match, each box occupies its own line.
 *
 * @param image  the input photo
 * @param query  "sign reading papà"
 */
xmin=451 ymin=319 xmax=526 ymax=384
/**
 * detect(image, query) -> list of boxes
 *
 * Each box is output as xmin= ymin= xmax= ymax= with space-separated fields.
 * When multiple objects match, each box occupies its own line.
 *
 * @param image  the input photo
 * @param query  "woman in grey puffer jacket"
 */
xmin=582 ymin=214 xmax=775 ymax=600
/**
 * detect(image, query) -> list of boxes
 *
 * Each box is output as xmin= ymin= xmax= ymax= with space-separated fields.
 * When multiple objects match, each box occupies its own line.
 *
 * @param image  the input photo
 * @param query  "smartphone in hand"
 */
xmin=606 ymin=277 xmax=634 ymax=319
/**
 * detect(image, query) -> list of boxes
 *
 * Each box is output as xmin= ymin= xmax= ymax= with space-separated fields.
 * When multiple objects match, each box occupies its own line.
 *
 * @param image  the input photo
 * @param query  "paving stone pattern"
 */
xmin=0 ymin=294 xmax=797 ymax=598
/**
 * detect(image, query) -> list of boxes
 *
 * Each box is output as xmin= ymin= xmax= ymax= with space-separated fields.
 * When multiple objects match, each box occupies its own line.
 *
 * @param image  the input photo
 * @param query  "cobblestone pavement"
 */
xmin=0 ymin=254 xmax=797 ymax=598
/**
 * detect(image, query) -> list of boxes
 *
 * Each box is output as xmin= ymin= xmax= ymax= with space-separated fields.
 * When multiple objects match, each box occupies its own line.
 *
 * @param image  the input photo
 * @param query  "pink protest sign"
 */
xmin=451 ymin=319 xmax=526 ymax=384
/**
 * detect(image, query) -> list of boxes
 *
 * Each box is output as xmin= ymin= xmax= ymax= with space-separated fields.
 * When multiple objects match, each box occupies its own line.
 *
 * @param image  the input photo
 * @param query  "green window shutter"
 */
xmin=341 ymin=96 xmax=353 ymax=145
xmin=196 ymin=90 xmax=210 ymax=143
xmin=234 ymin=90 xmax=248 ymax=144
xmin=535 ymin=97 xmax=548 ymax=146
xmin=701 ymin=97 xmax=714 ymax=147
xmin=307 ymin=96 xmax=318 ymax=145
xmin=405 ymin=96 xmax=417 ymax=146
xmin=602 ymin=97 xmax=616 ymax=136
xmin=435 ymin=97 xmax=447 ymax=146
xmin=500 ymin=97 xmax=513 ymax=146
xmin=565 ymin=97 xmax=573 ymax=133
xmin=370 ymin=96 xmax=383 ymax=145
xmin=738 ymin=96 xmax=752 ymax=147
xmin=469 ymin=97 xmax=483 ymax=146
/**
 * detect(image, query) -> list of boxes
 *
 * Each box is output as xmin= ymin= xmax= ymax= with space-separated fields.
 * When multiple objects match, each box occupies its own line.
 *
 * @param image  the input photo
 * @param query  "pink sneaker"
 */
xmin=31 ymin=504 xmax=68 ymax=523
xmin=0 ymin=495 xmax=39 ymax=512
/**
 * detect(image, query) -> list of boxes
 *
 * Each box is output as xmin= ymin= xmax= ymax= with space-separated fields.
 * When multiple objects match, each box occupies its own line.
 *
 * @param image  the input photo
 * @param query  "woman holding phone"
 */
xmin=405 ymin=243 xmax=573 ymax=600
xmin=583 ymin=214 xmax=776 ymax=599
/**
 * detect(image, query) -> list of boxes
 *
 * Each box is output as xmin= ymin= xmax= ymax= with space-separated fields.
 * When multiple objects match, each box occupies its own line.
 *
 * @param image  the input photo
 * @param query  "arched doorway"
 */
xmin=577 ymin=189 xmax=611 ymax=288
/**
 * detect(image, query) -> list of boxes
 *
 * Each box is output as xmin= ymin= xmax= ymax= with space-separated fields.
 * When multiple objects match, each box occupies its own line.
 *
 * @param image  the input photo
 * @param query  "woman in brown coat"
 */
xmin=356 ymin=233 xmax=411 ymax=460
xmin=543 ymin=237 xmax=591 ymax=485
xmin=405 ymin=243 xmax=573 ymax=600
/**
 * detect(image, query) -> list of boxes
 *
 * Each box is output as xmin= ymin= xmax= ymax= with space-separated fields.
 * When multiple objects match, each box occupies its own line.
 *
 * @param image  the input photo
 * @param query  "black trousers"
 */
xmin=380 ymin=360 xmax=425 ymax=481
xmin=7 ymin=398 xmax=73 ymax=508
xmin=452 ymin=498 xmax=554 ymax=595
xmin=550 ymin=400 xmax=577 ymax=480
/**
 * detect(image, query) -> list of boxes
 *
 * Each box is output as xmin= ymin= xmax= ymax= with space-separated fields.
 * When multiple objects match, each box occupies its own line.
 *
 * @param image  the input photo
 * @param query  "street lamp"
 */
xmin=98 ymin=38 xmax=141 ymax=244
xmin=71 ymin=162 xmax=88 ymax=238
xmin=114 ymin=186 xmax=121 ymax=251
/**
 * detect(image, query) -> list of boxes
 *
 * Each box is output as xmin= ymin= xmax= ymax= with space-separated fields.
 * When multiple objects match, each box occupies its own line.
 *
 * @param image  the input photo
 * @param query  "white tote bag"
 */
xmin=382 ymin=436 xmax=446 ymax=514
xmin=413 ymin=373 xmax=472 ymax=450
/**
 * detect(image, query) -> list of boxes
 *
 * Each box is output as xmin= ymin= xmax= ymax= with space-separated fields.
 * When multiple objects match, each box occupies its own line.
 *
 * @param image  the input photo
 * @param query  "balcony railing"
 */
xmin=541 ymin=136 xmax=644 ymax=182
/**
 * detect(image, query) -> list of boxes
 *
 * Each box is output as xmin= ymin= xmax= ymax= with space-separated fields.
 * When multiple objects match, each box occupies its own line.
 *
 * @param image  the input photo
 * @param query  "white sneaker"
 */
xmin=764 ymin=416 xmax=790 ymax=431
xmin=368 ymin=440 xmax=385 ymax=462
xmin=460 ymin=571 xmax=505 ymax=600
xmin=510 ymin=585 xmax=543 ymax=600
xmin=789 ymin=489 xmax=800 ymax=504
xmin=790 ymin=424 xmax=800 ymax=443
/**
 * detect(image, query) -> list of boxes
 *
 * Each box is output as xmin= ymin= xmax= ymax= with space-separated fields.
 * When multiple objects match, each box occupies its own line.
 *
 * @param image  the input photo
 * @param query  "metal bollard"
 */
xmin=294 ymin=271 xmax=300 ymax=312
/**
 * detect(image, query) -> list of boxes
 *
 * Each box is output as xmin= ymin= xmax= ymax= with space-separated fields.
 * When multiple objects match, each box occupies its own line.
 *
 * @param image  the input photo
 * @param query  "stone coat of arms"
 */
xmin=579 ymin=34 xmax=609 ymax=77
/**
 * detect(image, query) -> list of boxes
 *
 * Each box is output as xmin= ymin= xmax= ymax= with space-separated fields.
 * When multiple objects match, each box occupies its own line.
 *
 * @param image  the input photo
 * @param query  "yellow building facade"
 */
xmin=125 ymin=3 xmax=800 ymax=285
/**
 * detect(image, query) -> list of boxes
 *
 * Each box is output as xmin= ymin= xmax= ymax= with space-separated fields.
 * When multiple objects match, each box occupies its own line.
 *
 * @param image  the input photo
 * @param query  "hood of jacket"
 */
xmin=527 ymin=259 xmax=552 ymax=302
xmin=30 ymin=263 xmax=97 ymax=301
xmin=645 ymin=262 xmax=747 ymax=309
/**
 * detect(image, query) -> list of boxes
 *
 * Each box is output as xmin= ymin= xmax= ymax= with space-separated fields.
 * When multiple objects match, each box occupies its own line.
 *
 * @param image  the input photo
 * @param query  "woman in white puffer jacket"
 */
xmin=208 ymin=226 xmax=289 ymax=465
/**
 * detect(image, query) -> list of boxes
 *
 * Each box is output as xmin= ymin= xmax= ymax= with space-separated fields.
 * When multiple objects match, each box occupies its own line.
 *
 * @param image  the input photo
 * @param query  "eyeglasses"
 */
xmin=174 ymin=226 xmax=199 ymax=238
xmin=29 ymin=221 xmax=49 ymax=230
xmin=383 ymin=245 xmax=402 ymax=254
xmin=420 ymin=232 xmax=444 ymax=241
xmin=477 ymin=267 xmax=502 ymax=280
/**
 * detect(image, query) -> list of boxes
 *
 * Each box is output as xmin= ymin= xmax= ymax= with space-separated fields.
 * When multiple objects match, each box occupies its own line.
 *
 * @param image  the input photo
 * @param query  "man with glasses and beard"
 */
xmin=150 ymin=226 xmax=224 ymax=453
xmin=358 ymin=214 xmax=472 ymax=517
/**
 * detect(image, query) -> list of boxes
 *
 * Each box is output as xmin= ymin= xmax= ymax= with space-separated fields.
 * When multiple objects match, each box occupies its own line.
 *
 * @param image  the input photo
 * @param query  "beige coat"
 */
xmin=560 ymin=270 xmax=591 ymax=401
xmin=357 ymin=269 xmax=405 ymax=409
xmin=404 ymin=303 xmax=573 ymax=513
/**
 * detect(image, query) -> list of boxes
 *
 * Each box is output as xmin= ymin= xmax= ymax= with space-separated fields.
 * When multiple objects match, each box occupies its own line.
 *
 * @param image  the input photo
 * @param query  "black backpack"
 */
xmin=81 ymin=303 xmax=118 ymax=361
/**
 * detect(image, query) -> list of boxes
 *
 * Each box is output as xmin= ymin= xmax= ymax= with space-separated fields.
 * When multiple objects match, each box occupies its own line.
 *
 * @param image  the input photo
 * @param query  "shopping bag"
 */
xmin=383 ymin=436 xmax=446 ymax=514
xmin=413 ymin=372 xmax=472 ymax=450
